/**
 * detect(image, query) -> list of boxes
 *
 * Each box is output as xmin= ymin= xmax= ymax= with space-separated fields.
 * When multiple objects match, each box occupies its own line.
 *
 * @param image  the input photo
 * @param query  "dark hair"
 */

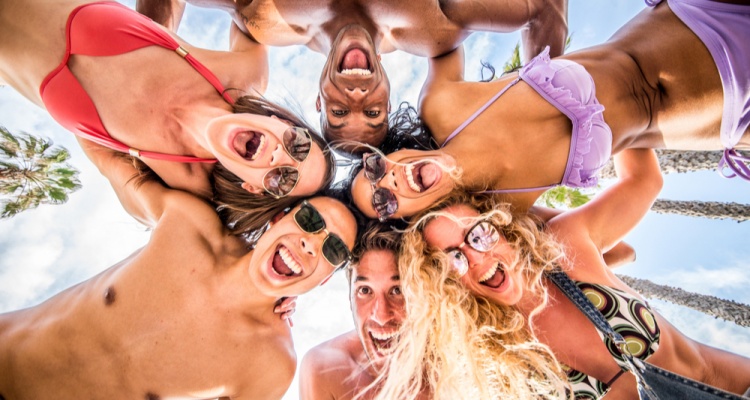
xmin=212 ymin=95 xmax=336 ymax=241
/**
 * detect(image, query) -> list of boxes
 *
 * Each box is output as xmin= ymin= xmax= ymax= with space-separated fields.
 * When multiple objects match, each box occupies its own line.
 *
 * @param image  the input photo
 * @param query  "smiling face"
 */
xmin=318 ymin=25 xmax=390 ymax=149
xmin=351 ymin=149 xmax=456 ymax=220
xmin=205 ymin=113 xmax=327 ymax=197
xmin=248 ymin=197 xmax=357 ymax=297
xmin=422 ymin=204 xmax=525 ymax=306
xmin=350 ymin=249 xmax=405 ymax=371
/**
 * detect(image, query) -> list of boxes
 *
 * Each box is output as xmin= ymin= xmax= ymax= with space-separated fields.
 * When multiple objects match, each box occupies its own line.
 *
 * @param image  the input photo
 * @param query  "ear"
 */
xmin=387 ymin=101 xmax=391 ymax=114
xmin=315 ymin=95 xmax=321 ymax=113
xmin=241 ymin=182 xmax=265 ymax=195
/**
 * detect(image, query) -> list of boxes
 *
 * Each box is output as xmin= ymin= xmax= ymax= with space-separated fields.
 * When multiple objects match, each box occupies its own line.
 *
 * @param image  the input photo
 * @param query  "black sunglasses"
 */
xmin=262 ymin=127 xmax=313 ymax=198
xmin=445 ymin=221 xmax=502 ymax=276
xmin=293 ymin=200 xmax=352 ymax=268
xmin=363 ymin=153 xmax=398 ymax=222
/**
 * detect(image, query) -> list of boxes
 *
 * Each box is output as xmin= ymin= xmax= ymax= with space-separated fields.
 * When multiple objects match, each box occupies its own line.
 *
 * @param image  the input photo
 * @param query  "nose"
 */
xmin=299 ymin=235 xmax=319 ymax=259
xmin=345 ymin=87 xmax=368 ymax=101
xmin=270 ymin=143 xmax=294 ymax=167
xmin=371 ymin=295 xmax=395 ymax=325
xmin=463 ymin=246 xmax=486 ymax=269
xmin=381 ymin=170 xmax=398 ymax=191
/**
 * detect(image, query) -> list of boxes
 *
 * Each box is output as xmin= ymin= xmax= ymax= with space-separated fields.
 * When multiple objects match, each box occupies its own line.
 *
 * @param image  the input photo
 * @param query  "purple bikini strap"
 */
xmin=718 ymin=148 xmax=750 ymax=181
xmin=441 ymin=78 xmax=521 ymax=148
xmin=479 ymin=183 xmax=558 ymax=194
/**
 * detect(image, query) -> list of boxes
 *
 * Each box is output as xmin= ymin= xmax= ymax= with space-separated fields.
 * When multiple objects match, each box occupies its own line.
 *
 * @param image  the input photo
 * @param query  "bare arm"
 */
xmin=522 ymin=0 xmax=568 ymax=61
xmin=529 ymin=205 xmax=636 ymax=268
xmin=439 ymin=0 xmax=568 ymax=63
xmin=76 ymin=138 xmax=170 ymax=227
xmin=136 ymin=0 xmax=187 ymax=31
xmin=549 ymin=149 xmax=662 ymax=253
xmin=419 ymin=46 xmax=465 ymax=110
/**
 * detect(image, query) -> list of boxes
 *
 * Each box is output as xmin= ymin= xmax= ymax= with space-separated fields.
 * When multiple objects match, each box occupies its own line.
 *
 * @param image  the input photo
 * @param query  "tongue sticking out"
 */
xmin=481 ymin=267 xmax=506 ymax=289
xmin=417 ymin=163 xmax=440 ymax=190
xmin=272 ymin=251 xmax=294 ymax=276
xmin=341 ymin=49 xmax=370 ymax=71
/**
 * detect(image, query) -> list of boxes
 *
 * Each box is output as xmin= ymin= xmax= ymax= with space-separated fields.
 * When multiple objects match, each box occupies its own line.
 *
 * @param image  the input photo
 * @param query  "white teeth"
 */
xmin=405 ymin=164 xmax=421 ymax=192
xmin=370 ymin=330 xmax=398 ymax=340
xmin=279 ymin=247 xmax=302 ymax=275
xmin=341 ymin=68 xmax=372 ymax=76
xmin=250 ymin=134 xmax=265 ymax=161
xmin=479 ymin=263 xmax=500 ymax=283
xmin=370 ymin=329 xmax=399 ymax=355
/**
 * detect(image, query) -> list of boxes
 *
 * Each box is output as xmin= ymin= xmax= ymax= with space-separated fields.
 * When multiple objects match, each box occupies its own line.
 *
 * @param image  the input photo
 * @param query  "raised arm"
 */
xmin=76 ymin=138 xmax=170 ymax=228
xmin=439 ymin=0 xmax=568 ymax=62
xmin=419 ymin=46 xmax=465 ymax=111
xmin=136 ymin=0 xmax=187 ymax=31
xmin=549 ymin=148 xmax=662 ymax=253
xmin=522 ymin=0 xmax=568 ymax=61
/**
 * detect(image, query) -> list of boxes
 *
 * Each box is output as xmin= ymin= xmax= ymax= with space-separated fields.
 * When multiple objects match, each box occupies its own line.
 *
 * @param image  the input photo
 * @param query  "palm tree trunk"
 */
xmin=600 ymin=150 xmax=724 ymax=179
xmin=651 ymin=199 xmax=750 ymax=222
xmin=618 ymin=274 xmax=750 ymax=328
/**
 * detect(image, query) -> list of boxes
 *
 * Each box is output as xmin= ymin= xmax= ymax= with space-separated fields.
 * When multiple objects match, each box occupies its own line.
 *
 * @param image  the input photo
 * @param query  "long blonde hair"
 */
xmin=370 ymin=190 xmax=570 ymax=400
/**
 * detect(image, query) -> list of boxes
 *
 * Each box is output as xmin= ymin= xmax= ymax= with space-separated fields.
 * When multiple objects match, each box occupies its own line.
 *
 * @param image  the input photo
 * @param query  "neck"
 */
xmin=180 ymin=94 xmax=235 ymax=156
xmin=219 ymin=249 xmax=281 ymax=318
xmin=318 ymin=13 xmax=381 ymax=54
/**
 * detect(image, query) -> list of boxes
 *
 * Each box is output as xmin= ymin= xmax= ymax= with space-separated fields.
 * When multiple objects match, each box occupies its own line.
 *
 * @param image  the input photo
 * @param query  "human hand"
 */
xmin=274 ymin=296 xmax=297 ymax=327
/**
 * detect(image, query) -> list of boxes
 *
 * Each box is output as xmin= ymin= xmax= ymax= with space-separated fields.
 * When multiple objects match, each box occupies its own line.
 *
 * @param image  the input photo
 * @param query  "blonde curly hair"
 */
xmin=367 ymin=190 xmax=571 ymax=400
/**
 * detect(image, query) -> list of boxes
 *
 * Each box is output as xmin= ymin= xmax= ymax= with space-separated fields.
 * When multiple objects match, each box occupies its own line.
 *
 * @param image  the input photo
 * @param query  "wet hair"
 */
xmin=363 ymin=189 xmax=569 ymax=400
xmin=212 ymin=95 xmax=336 ymax=241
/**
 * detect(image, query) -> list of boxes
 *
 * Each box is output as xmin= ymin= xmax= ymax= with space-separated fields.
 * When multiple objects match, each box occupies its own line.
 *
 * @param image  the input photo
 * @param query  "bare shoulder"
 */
xmin=300 ymin=332 xmax=362 ymax=398
xmin=234 ymin=323 xmax=297 ymax=398
xmin=158 ymin=189 xmax=227 ymax=239
xmin=302 ymin=332 xmax=360 ymax=371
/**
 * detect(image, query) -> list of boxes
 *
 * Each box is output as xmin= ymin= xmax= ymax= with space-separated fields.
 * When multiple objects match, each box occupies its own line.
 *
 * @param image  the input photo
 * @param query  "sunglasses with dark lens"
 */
xmin=444 ymin=221 xmax=502 ymax=276
xmin=262 ymin=127 xmax=312 ymax=198
xmin=293 ymin=200 xmax=352 ymax=269
xmin=362 ymin=153 xmax=398 ymax=222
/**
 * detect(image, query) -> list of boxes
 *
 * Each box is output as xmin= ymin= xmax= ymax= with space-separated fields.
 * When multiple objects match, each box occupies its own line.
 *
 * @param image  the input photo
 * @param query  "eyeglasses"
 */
xmin=293 ymin=200 xmax=352 ymax=269
xmin=262 ymin=127 xmax=312 ymax=198
xmin=363 ymin=153 xmax=398 ymax=222
xmin=444 ymin=221 xmax=502 ymax=276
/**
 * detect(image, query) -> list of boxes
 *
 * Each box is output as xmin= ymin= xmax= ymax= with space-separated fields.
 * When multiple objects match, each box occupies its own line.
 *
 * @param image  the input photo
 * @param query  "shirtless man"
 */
xmin=0 ymin=140 xmax=357 ymax=400
xmin=299 ymin=223 xmax=408 ymax=399
xmin=137 ymin=0 xmax=568 ymax=151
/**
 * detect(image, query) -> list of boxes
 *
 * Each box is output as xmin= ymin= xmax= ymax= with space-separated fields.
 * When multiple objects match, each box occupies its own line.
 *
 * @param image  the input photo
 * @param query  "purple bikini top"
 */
xmin=441 ymin=47 xmax=613 ymax=194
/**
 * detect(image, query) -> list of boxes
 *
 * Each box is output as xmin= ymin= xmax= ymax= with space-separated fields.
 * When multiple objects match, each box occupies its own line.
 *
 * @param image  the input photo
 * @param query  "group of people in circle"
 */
xmin=0 ymin=0 xmax=748 ymax=398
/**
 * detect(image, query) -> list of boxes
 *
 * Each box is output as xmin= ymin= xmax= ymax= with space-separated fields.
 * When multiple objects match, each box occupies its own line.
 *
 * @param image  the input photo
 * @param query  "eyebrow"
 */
xmin=326 ymin=119 xmax=386 ymax=132
xmin=354 ymin=274 xmax=400 ymax=282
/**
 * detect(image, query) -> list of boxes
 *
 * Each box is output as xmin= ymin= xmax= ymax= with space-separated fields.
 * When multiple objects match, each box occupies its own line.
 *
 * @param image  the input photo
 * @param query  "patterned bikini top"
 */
xmin=564 ymin=281 xmax=661 ymax=399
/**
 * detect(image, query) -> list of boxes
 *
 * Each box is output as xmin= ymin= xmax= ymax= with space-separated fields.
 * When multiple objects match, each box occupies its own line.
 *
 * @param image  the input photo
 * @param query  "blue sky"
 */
xmin=0 ymin=0 xmax=748 ymax=399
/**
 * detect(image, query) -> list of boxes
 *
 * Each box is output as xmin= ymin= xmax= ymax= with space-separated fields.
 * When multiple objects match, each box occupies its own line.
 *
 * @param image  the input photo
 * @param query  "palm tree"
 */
xmin=600 ymin=150 xmax=723 ymax=179
xmin=618 ymin=275 xmax=750 ymax=328
xmin=0 ymin=127 xmax=81 ymax=218
xmin=651 ymin=199 xmax=749 ymax=222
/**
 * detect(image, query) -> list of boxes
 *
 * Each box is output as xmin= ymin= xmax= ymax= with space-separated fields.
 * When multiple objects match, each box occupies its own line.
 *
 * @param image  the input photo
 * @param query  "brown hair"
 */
xmin=212 ymin=95 xmax=336 ymax=240
xmin=346 ymin=220 xmax=403 ymax=283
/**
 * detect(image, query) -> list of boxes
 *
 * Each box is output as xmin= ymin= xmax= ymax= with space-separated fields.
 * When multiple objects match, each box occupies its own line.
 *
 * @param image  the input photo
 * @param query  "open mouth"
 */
xmin=479 ymin=262 xmax=506 ymax=289
xmin=368 ymin=329 xmax=399 ymax=356
xmin=271 ymin=244 xmax=303 ymax=277
xmin=405 ymin=161 xmax=440 ymax=193
xmin=339 ymin=48 xmax=373 ymax=76
xmin=232 ymin=130 xmax=266 ymax=161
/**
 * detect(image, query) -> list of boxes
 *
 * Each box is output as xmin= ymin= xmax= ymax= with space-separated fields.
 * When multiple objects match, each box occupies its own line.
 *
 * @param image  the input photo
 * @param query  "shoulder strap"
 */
xmin=441 ymin=78 xmax=521 ymax=147
xmin=545 ymin=269 xmax=660 ymax=400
